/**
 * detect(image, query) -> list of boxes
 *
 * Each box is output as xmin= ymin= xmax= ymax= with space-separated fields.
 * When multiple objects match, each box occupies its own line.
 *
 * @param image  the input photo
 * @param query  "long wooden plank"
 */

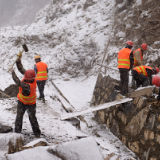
xmin=57 ymin=94 xmax=74 ymax=113
xmin=61 ymin=98 xmax=133 ymax=120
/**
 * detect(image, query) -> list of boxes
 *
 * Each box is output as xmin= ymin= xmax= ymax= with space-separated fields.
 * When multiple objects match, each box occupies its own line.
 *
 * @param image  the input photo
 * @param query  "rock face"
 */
xmin=93 ymin=74 xmax=160 ymax=160
xmin=91 ymin=73 xmax=119 ymax=106
xmin=0 ymin=84 xmax=18 ymax=98
xmin=113 ymin=0 xmax=160 ymax=48
xmin=106 ymin=0 xmax=160 ymax=68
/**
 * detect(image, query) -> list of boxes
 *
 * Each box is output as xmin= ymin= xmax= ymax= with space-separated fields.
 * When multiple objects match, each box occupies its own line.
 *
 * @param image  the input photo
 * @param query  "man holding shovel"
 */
xmin=11 ymin=52 xmax=41 ymax=138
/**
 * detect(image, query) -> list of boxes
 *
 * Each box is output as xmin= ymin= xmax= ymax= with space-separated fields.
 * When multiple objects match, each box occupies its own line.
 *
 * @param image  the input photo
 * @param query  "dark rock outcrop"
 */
xmin=0 ymin=84 xmax=18 ymax=98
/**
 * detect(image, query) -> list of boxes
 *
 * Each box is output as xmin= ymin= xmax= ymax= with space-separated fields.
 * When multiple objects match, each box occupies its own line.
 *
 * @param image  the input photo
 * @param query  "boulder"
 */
xmin=124 ymin=106 xmax=150 ymax=136
xmin=0 ymin=133 xmax=24 ymax=154
xmin=48 ymin=137 xmax=103 ymax=160
xmin=6 ymin=146 xmax=61 ymax=160
xmin=0 ymin=84 xmax=19 ymax=98
xmin=130 ymin=86 xmax=153 ymax=98
xmin=0 ymin=123 xmax=12 ymax=133
xmin=4 ymin=84 xmax=19 ymax=97
xmin=22 ymin=138 xmax=49 ymax=150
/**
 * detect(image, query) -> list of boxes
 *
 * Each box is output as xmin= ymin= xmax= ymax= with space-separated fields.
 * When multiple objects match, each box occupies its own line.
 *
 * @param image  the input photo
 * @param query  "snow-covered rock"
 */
xmin=22 ymin=138 xmax=49 ymax=150
xmin=0 ymin=133 xmax=24 ymax=154
xmin=6 ymin=146 xmax=61 ymax=160
xmin=48 ymin=137 xmax=103 ymax=160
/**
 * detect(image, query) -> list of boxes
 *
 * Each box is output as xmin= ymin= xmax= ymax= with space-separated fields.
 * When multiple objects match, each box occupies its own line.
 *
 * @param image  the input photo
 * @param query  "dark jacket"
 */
xmin=146 ymin=68 xmax=155 ymax=85
xmin=12 ymin=60 xmax=31 ymax=96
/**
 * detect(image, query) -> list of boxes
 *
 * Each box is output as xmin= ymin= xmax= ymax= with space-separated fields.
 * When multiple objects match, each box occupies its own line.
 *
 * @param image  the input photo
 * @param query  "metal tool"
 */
xmin=9 ymin=44 xmax=28 ymax=71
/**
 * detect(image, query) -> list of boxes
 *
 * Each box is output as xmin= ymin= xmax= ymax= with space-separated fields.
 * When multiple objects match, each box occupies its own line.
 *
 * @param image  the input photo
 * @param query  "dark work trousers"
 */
xmin=15 ymin=100 xmax=41 ymax=136
xmin=36 ymin=80 xmax=46 ymax=99
xmin=132 ymin=70 xmax=149 ymax=88
xmin=119 ymin=68 xmax=129 ymax=95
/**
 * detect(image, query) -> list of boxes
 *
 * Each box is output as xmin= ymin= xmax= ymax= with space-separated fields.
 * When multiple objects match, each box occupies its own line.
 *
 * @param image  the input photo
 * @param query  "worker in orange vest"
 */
xmin=132 ymin=66 xmax=159 ymax=88
xmin=132 ymin=43 xmax=148 ymax=88
xmin=118 ymin=41 xmax=134 ymax=95
xmin=34 ymin=55 xmax=48 ymax=103
xmin=11 ymin=58 xmax=41 ymax=138
xmin=133 ymin=43 xmax=147 ymax=66
xmin=152 ymin=75 xmax=160 ymax=101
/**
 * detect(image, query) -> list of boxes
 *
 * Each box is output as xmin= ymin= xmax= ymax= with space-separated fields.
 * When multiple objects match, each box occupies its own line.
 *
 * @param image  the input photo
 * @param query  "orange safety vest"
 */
xmin=17 ymin=79 xmax=37 ymax=105
xmin=35 ymin=62 xmax=48 ymax=81
xmin=133 ymin=66 xmax=153 ymax=77
xmin=133 ymin=48 xmax=143 ymax=66
xmin=118 ymin=48 xmax=131 ymax=69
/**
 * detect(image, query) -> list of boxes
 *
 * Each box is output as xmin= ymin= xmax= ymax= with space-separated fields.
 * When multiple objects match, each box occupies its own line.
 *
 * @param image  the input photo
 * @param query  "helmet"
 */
xmin=24 ymin=69 xmax=36 ymax=80
xmin=155 ymin=67 xmax=159 ymax=74
xmin=152 ymin=75 xmax=160 ymax=87
xmin=35 ymin=55 xmax=41 ymax=60
xmin=141 ymin=43 xmax=147 ymax=50
xmin=126 ymin=41 xmax=133 ymax=47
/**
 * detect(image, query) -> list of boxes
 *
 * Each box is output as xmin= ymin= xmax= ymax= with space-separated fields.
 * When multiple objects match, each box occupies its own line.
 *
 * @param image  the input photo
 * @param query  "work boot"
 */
xmin=37 ymin=97 xmax=41 ymax=100
xmin=35 ymin=134 xmax=40 ymax=138
xmin=132 ymin=84 xmax=136 ymax=90
xmin=42 ymin=99 xmax=45 ymax=103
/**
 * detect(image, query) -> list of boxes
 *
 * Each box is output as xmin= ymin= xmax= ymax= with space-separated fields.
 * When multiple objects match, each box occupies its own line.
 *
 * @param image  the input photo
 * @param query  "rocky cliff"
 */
xmin=106 ymin=0 xmax=160 ymax=69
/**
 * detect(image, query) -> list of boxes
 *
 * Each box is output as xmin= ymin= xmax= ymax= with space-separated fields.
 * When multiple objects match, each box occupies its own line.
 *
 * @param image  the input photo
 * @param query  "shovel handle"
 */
xmin=9 ymin=50 xmax=24 ymax=71
xmin=9 ymin=56 xmax=19 ymax=71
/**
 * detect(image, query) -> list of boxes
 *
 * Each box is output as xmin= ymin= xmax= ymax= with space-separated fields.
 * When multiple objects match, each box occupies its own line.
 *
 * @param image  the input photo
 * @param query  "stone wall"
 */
xmin=93 ymin=73 xmax=160 ymax=160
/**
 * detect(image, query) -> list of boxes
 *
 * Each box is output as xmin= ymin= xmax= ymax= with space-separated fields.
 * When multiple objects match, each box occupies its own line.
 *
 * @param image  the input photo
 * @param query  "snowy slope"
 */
xmin=0 ymin=0 xmax=142 ymax=159
xmin=0 ymin=0 xmax=117 ymax=89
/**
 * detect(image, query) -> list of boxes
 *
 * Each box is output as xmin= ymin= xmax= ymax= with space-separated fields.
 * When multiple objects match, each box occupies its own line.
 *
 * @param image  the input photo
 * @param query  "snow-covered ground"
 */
xmin=0 ymin=76 xmax=136 ymax=159
xmin=0 ymin=0 xmax=147 ymax=159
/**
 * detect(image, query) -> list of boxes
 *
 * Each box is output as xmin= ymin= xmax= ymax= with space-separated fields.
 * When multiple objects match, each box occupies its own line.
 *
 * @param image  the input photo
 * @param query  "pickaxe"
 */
xmin=9 ymin=44 xmax=28 ymax=71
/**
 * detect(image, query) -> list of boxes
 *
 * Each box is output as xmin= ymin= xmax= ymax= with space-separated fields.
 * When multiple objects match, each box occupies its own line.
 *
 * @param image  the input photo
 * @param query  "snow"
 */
xmin=7 ymin=147 xmax=61 ymax=160
xmin=49 ymin=137 xmax=103 ymax=160
xmin=24 ymin=138 xmax=48 ymax=148
xmin=0 ymin=0 xmax=141 ymax=159
xmin=61 ymin=98 xmax=133 ymax=120
xmin=0 ymin=133 xmax=24 ymax=154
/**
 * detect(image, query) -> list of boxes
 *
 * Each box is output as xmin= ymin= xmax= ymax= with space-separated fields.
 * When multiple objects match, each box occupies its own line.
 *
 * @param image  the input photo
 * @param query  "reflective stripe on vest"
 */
xmin=118 ymin=48 xmax=131 ymax=69
xmin=35 ymin=62 xmax=48 ymax=81
xmin=133 ymin=66 xmax=153 ymax=77
xmin=17 ymin=79 xmax=37 ymax=105
xmin=133 ymin=48 xmax=143 ymax=66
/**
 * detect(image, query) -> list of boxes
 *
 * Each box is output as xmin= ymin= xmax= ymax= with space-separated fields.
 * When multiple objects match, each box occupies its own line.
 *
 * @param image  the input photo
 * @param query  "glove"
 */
xmin=157 ymin=95 xmax=160 ymax=101
xmin=17 ymin=51 xmax=22 ymax=58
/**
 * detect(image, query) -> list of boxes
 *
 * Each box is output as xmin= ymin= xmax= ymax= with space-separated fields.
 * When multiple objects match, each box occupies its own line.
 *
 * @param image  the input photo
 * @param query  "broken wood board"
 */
xmin=61 ymin=98 xmax=133 ymax=120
